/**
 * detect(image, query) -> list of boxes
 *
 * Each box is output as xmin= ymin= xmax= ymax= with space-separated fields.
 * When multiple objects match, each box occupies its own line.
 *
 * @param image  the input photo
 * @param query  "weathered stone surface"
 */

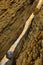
xmin=0 ymin=1 xmax=43 ymax=65
xmin=12 ymin=4 xmax=43 ymax=65
xmin=0 ymin=0 xmax=36 ymax=61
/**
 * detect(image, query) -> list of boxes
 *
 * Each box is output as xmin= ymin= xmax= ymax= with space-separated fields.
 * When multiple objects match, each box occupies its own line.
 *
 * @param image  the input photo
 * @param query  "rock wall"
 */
xmin=0 ymin=0 xmax=36 ymax=61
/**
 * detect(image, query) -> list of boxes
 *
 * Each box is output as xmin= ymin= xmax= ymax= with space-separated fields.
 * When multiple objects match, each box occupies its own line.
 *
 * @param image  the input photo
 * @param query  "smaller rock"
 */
xmin=6 ymin=51 xmax=13 ymax=60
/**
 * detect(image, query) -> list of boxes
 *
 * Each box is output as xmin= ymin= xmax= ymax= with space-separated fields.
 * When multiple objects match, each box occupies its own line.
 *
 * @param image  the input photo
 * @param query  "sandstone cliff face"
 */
xmin=12 ymin=2 xmax=43 ymax=65
xmin=0 ymin=0 xmax=36 ymax=61
xmin=0 ymin=1 xmax=43 ymax=65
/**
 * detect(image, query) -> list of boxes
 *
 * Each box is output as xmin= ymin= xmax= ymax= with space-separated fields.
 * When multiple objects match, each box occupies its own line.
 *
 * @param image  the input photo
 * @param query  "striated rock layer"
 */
xmin=0 ymin=0 xmax=37 ymax=61
xmin=12 ymin=2 xmax=43 ymax=65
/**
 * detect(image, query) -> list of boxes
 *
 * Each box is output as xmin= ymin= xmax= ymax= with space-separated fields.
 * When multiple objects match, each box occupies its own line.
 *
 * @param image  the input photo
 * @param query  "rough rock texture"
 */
xmin=0 ymin=0 xmax=37 ymax=61
xmin=12 ymin=3 xmax=43 ymax=65
xmin=0 ymin=0 xmax=43 ymax=65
